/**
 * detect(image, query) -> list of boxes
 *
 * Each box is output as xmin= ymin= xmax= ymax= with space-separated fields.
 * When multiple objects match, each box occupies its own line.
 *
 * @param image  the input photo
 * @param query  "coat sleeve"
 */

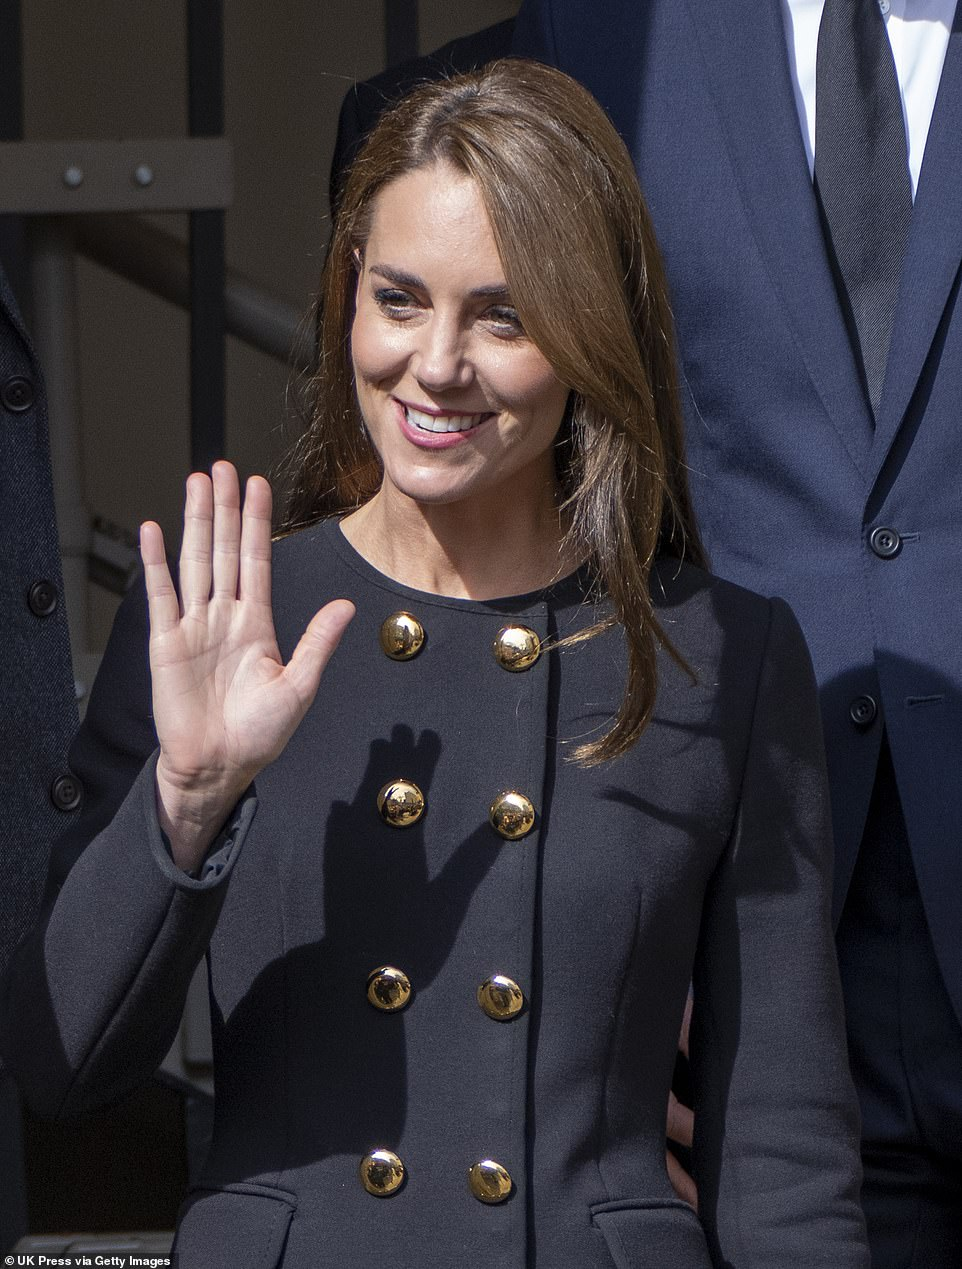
xmin=0 ymin=579 xmax=256 ymax=1120
xmin=691 ymin=598 xmax=869 ymax=1267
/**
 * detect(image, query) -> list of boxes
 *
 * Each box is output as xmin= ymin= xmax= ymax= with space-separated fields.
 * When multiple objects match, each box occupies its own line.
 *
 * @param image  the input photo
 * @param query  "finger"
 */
xmin=284 ymin=600 xmax=356 ymax=704
xmin=666 ymin=1151 xmax=698 ymax=1211
xmin=179 ymin=472 xmax=213 ymax=609
xmin=238 ymin=475 xmax=274 ymax=606
xmin=679 ymin=992 xmax=693 ymax=1058
xmin=211 ymin=460 xmax=241 ymax=598
xmin=666 ymin=1090 xmax=694 ymax=1148
xmin=140 ymin=521 xmax=180 ymax=635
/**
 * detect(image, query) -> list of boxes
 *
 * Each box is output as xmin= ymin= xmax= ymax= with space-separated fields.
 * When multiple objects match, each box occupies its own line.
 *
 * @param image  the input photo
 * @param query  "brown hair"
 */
xmin=277 ymin=58 xmax=705 ymax=763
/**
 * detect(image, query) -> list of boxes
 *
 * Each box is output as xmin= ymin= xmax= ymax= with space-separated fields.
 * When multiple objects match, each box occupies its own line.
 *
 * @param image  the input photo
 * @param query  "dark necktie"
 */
xmin=814 ymin=0 xmax=913 ymax=420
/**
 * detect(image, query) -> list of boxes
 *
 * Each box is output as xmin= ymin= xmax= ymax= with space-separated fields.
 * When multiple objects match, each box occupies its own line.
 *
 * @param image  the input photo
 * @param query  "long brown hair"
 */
xmin=277 ymin=58 xmax=705 ymax=764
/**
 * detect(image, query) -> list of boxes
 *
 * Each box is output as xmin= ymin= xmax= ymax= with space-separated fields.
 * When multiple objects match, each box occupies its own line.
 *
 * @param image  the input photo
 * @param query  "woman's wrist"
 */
xmin=154 ymin=755 xmax=250 ymax=874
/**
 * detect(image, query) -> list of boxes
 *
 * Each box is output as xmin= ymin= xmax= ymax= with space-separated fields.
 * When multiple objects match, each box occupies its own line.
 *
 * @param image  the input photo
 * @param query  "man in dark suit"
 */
xmin=512 ymin=1 xmax=962 ymax=1262
xmin=0 ymin=262 xmax=79 ymax=1247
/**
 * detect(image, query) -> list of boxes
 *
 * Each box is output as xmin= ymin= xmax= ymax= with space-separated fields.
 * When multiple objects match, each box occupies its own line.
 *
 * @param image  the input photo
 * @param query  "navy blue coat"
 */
xmin=0 ymin=267 xmax=78 ymax=981
xmin=514 ymin=0 xmax=962 ymax=1028
xmin=2 ymin=521 xmax=867 ymax=1267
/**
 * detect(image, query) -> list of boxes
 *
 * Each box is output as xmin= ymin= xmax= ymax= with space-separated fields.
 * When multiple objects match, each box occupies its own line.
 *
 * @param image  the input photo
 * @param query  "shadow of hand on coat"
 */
xmin=211 ymin=723 xmax=501 ymax=1177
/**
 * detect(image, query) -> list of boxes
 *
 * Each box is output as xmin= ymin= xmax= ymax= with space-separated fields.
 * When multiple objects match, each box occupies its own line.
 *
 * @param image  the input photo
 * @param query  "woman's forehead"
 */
xmin=363 ymin=163 xmax=507 ymax=287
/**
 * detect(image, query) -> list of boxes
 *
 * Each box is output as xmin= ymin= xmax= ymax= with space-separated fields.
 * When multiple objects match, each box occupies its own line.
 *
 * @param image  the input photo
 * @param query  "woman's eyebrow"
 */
xmin=369 ymin=263 xmax=510 ymax=301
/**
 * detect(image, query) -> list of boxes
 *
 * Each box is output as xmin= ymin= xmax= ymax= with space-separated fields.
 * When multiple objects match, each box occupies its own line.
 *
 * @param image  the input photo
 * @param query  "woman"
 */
xmin=1 ymin=60 xmax=868 ymax=1268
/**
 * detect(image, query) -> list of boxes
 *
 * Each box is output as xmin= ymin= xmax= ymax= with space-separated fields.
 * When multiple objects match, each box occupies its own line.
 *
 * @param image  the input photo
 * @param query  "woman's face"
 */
xmin=351 ymin=161 xmax=570 ymax=511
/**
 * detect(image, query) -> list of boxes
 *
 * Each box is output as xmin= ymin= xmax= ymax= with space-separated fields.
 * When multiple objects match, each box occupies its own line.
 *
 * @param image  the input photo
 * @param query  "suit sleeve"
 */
xmin=0 ymin=580 xmax=256 ymax=1120
xmin=691 ymin=599 xmax=869 ymax=1267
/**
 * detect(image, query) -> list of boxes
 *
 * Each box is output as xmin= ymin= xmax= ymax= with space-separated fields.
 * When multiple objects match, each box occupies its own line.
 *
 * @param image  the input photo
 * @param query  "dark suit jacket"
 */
xmin=514 ymin=0 xmax=962 ymax=1028
xmin=329 ymin=19 xmax=515 ymax=217
xmin=0 ymin=267 xmax=78 ymax=980
xmin=1 ymin=520 xmax=867 ymax=1267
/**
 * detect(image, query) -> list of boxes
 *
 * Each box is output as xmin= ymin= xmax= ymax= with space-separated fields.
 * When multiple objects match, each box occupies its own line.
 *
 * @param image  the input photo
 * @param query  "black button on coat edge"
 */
xmin=51 ymin=773 xmax=83 ymax=812
xmin=28 ymin=579 xmax=58 ymax=617
xmin=1 ymin=375 xmax=35 ymax=413
xmin=849 ymin=695 xmax=878 ymax=727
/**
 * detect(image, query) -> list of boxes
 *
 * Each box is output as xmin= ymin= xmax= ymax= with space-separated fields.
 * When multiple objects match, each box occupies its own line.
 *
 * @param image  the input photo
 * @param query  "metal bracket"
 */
xmin=0 ymin=138 xmax=232 ymax=214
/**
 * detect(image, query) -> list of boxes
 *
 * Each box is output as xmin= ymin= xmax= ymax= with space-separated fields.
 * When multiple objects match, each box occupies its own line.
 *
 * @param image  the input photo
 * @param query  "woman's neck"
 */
xmin=339 ymin=481 xmax=578 ymax=600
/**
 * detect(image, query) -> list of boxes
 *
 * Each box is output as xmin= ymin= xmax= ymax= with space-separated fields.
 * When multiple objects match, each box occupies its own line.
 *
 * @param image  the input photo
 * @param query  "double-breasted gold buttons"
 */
xmin=489 ymin=791 xmax=536 ymax=840
xmin=468 ymin=1159 xmax=513 ymax=1204
xmin=367 ymin=966 xmax=412 ymax=1012
xmin=377 ymin=779 xmax=425 ymax=828
xmin=359 ymin=1148 xmax=405 ymax=1196
xmin=379 ymin=611 xmax=425 ymax=661
xmin=478 ymin=975 xmax=524 ymax=1021
xmin=492 ymin=624 xmax=541 ymax=672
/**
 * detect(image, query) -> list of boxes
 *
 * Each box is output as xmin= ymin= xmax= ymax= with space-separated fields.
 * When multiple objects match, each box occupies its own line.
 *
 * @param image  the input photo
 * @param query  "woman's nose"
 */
xmin=411 ymin=315 xmax=474 ymax=391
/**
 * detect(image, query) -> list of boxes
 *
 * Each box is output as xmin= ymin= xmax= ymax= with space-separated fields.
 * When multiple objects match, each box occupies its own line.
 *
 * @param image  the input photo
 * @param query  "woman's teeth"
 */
xmin=405 ymin=406 xmax=488 ymax=433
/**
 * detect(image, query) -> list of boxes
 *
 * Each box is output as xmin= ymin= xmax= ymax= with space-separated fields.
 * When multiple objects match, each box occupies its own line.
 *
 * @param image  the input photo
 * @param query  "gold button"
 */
xmin=489 ymin=791 xmax=536 ymax=840
xmin=492 ymin=624 xmax=541 ymax=671
xmin=380 ymin=611 xmax=425 ymax=661
xmin=367 ymin=966 xmax=412 ymax=1012
xmin=359 ymin=1148 xmax=405 ymax=1196
xmin=377 ymin=779 xmax=425 ymax=828
xmin=468 ymin=1159 xmax=513 ymax=1204
xmin=478 ymin=975 xmax=524 ymax=1021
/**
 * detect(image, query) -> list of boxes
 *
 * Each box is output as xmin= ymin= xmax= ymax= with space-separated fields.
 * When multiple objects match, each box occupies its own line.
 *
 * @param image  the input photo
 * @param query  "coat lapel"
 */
xmin=870 ymin=9 xmax=962 ymax=480
xmin=682 ymin=0 xmax=874 ymax=474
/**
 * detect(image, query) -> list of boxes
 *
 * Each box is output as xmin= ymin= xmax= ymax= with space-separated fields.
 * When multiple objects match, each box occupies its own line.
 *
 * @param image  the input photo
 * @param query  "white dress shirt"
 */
xmin=780 ymin=0 xmax=956 ymax=197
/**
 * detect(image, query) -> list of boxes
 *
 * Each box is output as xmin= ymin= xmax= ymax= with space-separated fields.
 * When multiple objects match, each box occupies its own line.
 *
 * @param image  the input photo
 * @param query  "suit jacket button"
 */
xmin=51 ymin=773 xmax=83 ymax=812
xmin=492 ymin=624 xmax=541 ymax=671
xmin=377 ymin=779 xmax=425 ymax=827
xmin=28 ymin=579 xmax=58 ymax=617
xmin=869 ymin=526 xmax=901 ymax=558
xmin=489 ymin=791 xmax=536 ymax=839
xmin=359 ymin=1149 xmax=405 ymax=1196
xmin=478 ymin=975 xmax=524 ymax=1021
xmin=379 ymin=611 xmax=425 ymax=660
xmin=1 ymin=375 xmax=35 ymax=413
xmin=849 ymin=695 xmax=878 ymax=727
xmin=468 ymin=1159 xmax=513 ymax=1204
xmin=367 ymin=966 xmax=412 ymax=1012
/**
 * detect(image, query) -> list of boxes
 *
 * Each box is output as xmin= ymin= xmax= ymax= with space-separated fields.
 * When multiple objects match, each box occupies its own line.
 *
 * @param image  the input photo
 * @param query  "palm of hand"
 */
xmin=140 ymin=462 xmax=354 ymax=865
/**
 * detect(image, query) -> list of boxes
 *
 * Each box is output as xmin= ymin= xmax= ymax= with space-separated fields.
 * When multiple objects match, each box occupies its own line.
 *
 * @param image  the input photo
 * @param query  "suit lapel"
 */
xmin=682 ymin=0 xmax=874 ymax=473
xmin=870 ymin=10 xmax=962 ymax=480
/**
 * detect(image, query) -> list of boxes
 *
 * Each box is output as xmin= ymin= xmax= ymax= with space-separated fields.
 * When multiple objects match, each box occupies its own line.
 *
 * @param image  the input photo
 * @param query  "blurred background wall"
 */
xmin=19 ymin=0 xmax=519 ymax=652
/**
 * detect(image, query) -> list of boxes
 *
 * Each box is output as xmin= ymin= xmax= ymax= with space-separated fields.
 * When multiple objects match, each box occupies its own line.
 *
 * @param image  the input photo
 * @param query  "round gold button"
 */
xmin=492 ymin=624 xmax=541 ymax=672
xmin=468 ymin=1159 xmax=513 ymax=1204
xmin=489 ymin=791 xmax=536 ymax=840
xmin=478 ymin=975 xmax=524 ymax=1021
xmin=359 ymin=1148 xmax=405 ymax=1196
xmin=377 ymin=780 xmax=425 ymax=828
xmin=380 ymin=612 xmax=425 ymax=661
xmin=367 ymin=966 xmax=412 ymax=1012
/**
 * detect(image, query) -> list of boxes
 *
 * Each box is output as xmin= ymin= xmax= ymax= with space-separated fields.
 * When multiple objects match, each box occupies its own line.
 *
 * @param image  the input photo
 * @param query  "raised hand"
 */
xmin=139 ymin=462 xmax=354 ymax=872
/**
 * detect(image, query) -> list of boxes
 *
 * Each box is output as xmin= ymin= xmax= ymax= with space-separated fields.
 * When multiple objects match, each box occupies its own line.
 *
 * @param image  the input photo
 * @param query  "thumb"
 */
xmin=284 ymin=599 xmax=355 ymax=703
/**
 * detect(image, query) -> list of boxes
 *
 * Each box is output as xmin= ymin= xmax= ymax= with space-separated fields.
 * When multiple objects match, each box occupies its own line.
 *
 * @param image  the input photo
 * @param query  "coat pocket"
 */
xmin=590 ymin=1198 xmax=713 ymax=1269
xmin=173 ymin=1183 xmax=296 ymax=1269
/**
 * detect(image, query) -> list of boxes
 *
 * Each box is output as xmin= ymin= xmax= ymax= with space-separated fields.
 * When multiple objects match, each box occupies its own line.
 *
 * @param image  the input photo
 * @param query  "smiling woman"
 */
xmin=1 ymin=58 xmax=869 ymax=1269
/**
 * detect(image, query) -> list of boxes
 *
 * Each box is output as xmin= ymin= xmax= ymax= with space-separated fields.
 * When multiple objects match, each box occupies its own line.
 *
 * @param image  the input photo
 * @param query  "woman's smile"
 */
xmin=395 ymin=398 xmax=496 ymax=446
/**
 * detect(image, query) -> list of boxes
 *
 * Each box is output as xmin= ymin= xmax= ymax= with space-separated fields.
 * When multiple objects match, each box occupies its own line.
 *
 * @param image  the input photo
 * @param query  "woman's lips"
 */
xmin=394 ymin=398 xmax=495 ymax=448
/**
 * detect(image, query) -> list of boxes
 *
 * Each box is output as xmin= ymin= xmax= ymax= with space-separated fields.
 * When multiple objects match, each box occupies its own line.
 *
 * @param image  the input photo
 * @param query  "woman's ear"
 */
xmin=352 ymin=247 xmax=363 ymax=274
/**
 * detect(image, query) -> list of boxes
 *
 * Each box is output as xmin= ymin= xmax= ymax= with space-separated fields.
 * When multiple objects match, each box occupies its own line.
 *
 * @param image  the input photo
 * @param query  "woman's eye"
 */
xmin=485 ymin=306 xmax=525 ymax=336
xmin=374 ymin=288 xmax=417 ymax=316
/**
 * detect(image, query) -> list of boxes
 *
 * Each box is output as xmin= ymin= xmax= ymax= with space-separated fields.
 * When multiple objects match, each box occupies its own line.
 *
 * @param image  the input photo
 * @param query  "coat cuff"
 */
xmin=141 ymin=750 xmax=257 ymax=892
